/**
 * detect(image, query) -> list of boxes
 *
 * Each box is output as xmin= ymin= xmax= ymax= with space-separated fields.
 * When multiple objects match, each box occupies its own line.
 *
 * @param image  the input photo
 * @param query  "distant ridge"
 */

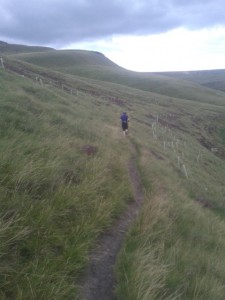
xmin=2 ymin=40 xmax=225 ymax=99
xmin=0 ymin=40 xmax=54 ymax=55
xmin=152 ymin=69 xmax=225 ymax=92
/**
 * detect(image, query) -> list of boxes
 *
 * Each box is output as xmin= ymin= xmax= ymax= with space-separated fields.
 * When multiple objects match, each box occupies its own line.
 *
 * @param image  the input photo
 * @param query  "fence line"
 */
xmin=2 ymin=61 xmax=128 ymax=106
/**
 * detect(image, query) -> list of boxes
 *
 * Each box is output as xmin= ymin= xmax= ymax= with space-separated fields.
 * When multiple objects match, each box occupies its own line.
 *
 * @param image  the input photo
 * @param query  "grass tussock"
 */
xmin=117 ymin=185 xmax=225 ymax=299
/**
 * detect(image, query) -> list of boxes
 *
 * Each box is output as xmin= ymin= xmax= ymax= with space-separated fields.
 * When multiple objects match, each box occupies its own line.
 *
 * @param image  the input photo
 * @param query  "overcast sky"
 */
xmin=0 ymin=0 xmax=225 ymax=72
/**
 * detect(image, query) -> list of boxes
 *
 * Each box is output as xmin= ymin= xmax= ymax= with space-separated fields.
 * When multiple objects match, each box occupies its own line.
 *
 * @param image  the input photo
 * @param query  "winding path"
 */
xmin=79 ymin=144 xmax=144 ymax=300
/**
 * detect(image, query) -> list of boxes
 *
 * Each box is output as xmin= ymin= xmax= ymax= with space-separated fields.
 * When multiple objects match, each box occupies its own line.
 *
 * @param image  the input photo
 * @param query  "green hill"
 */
xmin=153 ymin=69 xmax=225 ymax=92
xmin=10 ymin=49 xmax=119 ymax=68
xmin=1 ymin=41 xmax=225 ymax=299
xmin=9 ymin=48 xmax=225 ymax=105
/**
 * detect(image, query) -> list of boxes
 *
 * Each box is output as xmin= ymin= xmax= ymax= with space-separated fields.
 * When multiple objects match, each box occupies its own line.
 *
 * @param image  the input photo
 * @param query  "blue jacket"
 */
xmin=120 ymin=113 xmax=128 ymax=122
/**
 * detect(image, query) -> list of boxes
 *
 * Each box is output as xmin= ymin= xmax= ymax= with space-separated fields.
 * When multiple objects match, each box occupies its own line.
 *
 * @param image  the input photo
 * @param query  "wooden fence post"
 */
xmin=0 ymin=57 xmax=5 ymax=69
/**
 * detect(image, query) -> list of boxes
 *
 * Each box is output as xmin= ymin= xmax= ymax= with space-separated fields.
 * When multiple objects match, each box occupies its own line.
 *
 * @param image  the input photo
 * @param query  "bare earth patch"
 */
xmin=82 ymin=144 xmax=98 ymax=156
xmin=79 ymin=145 xmax=144 ymax=300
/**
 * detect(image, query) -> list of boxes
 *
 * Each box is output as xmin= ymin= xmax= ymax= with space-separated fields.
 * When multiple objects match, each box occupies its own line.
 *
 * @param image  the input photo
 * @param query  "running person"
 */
xmin=120 ymin=112 xmax=129 ymax=136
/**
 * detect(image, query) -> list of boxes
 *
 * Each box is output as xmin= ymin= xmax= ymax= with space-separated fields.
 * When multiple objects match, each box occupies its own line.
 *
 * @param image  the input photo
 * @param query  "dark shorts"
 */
xmin=122 ymin=122 xmax=128 ymax=131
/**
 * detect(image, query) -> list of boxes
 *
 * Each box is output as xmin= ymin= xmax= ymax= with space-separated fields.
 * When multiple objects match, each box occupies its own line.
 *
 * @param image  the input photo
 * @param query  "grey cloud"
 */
xmin=0 ymin=0 xmax=224 ymax=47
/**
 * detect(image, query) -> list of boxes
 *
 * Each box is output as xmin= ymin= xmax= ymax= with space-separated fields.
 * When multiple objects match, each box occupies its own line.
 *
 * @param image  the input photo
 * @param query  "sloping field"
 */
xmin=0 ymin=66 xmax=134 ymax=299
xmin=1 ymin=44 xmax=225 ymax=299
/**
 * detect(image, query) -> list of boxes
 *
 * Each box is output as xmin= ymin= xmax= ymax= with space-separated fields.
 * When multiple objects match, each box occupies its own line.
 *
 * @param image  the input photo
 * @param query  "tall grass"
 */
xmin=117 ymin=155 xmax=225 ymax=299
xmin=116 ymin=94 xmax=225 ymax=299
xmin=0 ymin=69 xmax=133 ymax=299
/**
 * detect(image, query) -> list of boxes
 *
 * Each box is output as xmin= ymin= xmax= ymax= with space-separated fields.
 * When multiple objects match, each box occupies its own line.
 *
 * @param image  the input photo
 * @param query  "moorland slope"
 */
xmin=9 ymin=48 xmax=225 ymax=104
xmin=1 ymin=42 xmax=225 ymax=299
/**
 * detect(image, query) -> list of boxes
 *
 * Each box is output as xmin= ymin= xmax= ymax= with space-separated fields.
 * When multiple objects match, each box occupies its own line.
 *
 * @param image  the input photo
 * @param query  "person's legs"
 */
xmin=122 ymin=122 xmax=128 ymax=136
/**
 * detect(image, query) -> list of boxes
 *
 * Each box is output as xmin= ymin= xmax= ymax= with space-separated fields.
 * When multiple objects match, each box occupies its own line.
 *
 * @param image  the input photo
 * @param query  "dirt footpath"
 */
xmin=79 ymin=146 xmax=144 ymax=300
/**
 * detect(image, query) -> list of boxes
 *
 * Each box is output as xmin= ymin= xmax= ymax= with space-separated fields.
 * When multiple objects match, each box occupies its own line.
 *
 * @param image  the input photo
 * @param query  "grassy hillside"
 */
xmin=10 ymin=49 xmax=119 ymax=69
xmin=116 ymin=93 xmax=225 ymax=299
xmin=10 ymin=49 xmax=225 ymax=105
xmin=0 ymin=68 xmax=133 ymax=299
xmin=153 ymin=69 xmax=225 ymax=92
xmin=1 ymin=43 xmax=225 ymax=299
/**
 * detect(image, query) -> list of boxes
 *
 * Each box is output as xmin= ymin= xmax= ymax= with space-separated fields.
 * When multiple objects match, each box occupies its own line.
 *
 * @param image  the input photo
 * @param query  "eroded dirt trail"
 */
xmin=79 ymin=144 xmax=144 ymax=300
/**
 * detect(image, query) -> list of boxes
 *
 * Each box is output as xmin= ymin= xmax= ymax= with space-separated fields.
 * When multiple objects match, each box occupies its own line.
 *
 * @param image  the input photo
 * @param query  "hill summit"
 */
xmin=0 ymin=40 xmax=54 ymax=54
